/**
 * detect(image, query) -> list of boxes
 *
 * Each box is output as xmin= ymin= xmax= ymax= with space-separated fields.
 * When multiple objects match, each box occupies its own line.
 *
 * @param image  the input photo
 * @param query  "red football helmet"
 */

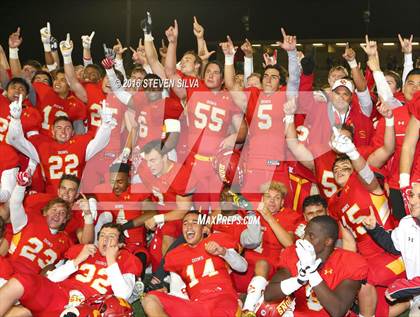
xmin=256 ymin=296 xmax=294 ymax=317
xmin=60 ymin=295 xmax=133 ymax=317
xmin=212 ymin=149 xmax=245 ymax=186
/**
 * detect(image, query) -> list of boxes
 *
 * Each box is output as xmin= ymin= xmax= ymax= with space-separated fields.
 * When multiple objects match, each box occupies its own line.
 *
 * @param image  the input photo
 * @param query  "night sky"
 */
xmin=1 ymin=0 xmax=419 ymax=64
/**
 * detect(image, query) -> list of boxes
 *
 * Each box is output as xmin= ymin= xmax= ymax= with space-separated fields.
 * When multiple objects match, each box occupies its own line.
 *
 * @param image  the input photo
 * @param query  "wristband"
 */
xmin=153 ymin=214 xmax=165 ymax=225
xmin=46 ymin=63 xmax=57 ymax=72
xmin=9 ymin=48 xmax=19 ymax=59
xmin=144 ymin=33 xmax=154 ymax=42
xmin=359 ymin=164 xmax=375 ymax=184
xmin=308 ymin=271 xmax=323 ymax=287
xmin=283 ymin=115 xmax=294 ymax=124
xmin=121 ymin=220 xmax=135 ymax=231
xmin=83 ymin=214 xmax=93 ymax=225
xmin=399 ymin=173 xmax=410 ymax=188
xmin=43 ymin=42 xmax=52 ymax=52
xmin=280 ymin=277 xmax=303 ymax=295
xmin=385 ymin=117 xmax=394 ymax=127
xmin=225 ymin=55 xmax=234 ymax=66
xmin=164 ymin=119 xmax=181 ymax=133
xmin=347 ymin=59 xmax=358 ymax=69
xmin=347 ymin=149 xmax=360 ymax=161
xmin=63 ymin=55 xmax=72 ymax=65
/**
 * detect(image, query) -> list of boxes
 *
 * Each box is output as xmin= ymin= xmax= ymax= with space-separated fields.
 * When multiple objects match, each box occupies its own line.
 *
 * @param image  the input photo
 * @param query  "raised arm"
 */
xmin=6 ymin=95 xmax=40 ymax=163
xmin=400 ymin=115 xmax=420 ymax=187
xmin=40 ymin=22 xmax=57 ymax=72
xmin=283 ymin=99 xmax=315 ymax=171
xmin=220 ymin=36 xmax=236 ymax=91
xmin=81 ymin=31 xmax=95 ymax=66
xmin=112 ymin=39 xmax=128 ymax=79
xmin=59 ymin=34 xmax=88 ymax=103
xmin=278 ymin=28 xmax=299 ymax=99
xmin=398 ymin=34 xmax=414 ymax=83
xmin=142 ymin=12 xmax=166 ymax=79
xmin=367 ymin=102 xmax=395 ymax=167
xmin=164 ymin=20 xmax=186 ymax=100
xmin=8 ymin=27 xmax=23 ymax=78
xmin=241 ymin=39 xmax=254 ymax=86
xmin=85 ymin=100 xmax=115 ymax=161
xmin=193 ymin=16 xmax=215 ymax=77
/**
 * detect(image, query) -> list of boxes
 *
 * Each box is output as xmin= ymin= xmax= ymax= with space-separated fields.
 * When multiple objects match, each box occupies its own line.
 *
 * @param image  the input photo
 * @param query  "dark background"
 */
xmin=1 ymin=0 xmax=419 ymax=78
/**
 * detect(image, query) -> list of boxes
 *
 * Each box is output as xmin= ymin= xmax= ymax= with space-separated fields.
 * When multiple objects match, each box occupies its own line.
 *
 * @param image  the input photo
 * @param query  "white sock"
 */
xmin=243 ymin=276 xmax=268 ymax=312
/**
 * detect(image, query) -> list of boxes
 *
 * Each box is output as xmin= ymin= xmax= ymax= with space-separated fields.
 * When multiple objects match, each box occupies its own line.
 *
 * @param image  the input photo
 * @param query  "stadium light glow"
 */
xmin=252 ymin=44 xmax=261 ymax=47
xmin=312 ymin=43 xmax=324 ymax=47
xmin=335 ymin=43 xmax=347 ymax=46
xmin=383 ymin=42 xmax=395 ymax=46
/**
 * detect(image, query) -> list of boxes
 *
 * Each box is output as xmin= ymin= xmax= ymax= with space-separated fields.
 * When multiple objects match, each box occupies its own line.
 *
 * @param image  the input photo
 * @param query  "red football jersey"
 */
xmin=31 ymin=134 xmax=93 ymax=193
xmin=328 ymin=173 xmax=394 ymax=257
xmin=245 ymin=208 xmax=302 ymax=261
xmin=314 ymin=147 xmax=374 ymax=200
xmin=60 ymin=244 xmax=141 ymax=298
xmin=0 ymin=143 xmax=19 ymax=173
xmin=33 ymin=82 xmax=87 ymax=136
xmin=164 ymin=232 xmax=238 ymax=300
xmin=244 ymin=88 xmax=287 ymax=162
xmin=211 ymin=213 xmax=247 ymax=248
xmin=8 ymin=212 xmax=73 ymax=274
xmin=95 ymin=184 xmax=151 ymax=249
xmin=276 ymin=246 xmax=368 ymax=317
xmin=23 ymin=192 xmax=84 ymax=243
xmin=408 ymin=90 xmax=420 ymax=121
xmin=100 ymin=94 xmax=126 ymax=153
xmin=0 ymin=94 xmax=42 ymax=143
xmin=84 ymin=82 xmax=106 ymax=133
xmin=184 ymin=84 xmax=241 ymax=156
xmin=133 ymin=93 xmax=183 ymax=148
xmin=139 ymin=162 xmax=196 ymax=212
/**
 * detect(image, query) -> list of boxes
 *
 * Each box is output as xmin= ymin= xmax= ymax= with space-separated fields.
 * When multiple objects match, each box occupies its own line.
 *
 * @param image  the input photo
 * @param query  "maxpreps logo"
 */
xmin=197 ymin=213 xmax=260 ymax=225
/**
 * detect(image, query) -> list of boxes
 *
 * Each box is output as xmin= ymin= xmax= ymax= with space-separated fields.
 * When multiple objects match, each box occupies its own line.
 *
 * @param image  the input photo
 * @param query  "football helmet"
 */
xmin=61 ymin=295 xmax=133 ymax=317
xmin=212 ymin=149 xmax=245 ymax=186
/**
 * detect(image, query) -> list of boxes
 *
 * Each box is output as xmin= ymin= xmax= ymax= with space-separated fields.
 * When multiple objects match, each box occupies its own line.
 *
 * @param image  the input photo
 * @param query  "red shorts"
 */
xmin=150 ymin=291 xmax=240 ymax=317
xmin=14 ymin=272 xmax=68 ymax=317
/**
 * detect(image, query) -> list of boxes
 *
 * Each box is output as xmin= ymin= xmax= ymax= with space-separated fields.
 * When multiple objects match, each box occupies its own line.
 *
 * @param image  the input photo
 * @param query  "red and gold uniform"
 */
xmin=12 ymin=244 xmax=141 ymax=317
xmin=149 ymin=233 xmax=240 ymax=317
xmin=276 ymin=246 xmax=368 ymax=317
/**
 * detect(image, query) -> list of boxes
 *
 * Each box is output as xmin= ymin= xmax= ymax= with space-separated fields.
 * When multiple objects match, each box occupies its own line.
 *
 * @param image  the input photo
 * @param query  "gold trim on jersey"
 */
xmin=385 ymin=257 xmax=405 ymax=275
xmin=369 ymin=193 xmax=390 ymax=225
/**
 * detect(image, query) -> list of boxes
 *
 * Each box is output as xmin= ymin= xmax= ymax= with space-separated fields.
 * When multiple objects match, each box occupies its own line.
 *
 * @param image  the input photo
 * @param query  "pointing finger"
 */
xmin=280 ymin=27 xmax=287 ymax=39
xmin=47 ymin=22 xmax=50 ymax=33
xmin=89 ymin=31 xmax=95 ymax=40
xmin=66 ymin=33 xmax=70 ymax=43
xmin=18 ymin=94 xmax=23 ymax=105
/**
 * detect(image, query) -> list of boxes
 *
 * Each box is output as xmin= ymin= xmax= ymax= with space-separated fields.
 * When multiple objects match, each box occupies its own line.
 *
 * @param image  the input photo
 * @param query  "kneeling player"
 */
xmin=0 ymin=223 xmax=142 ymax=317
xmin=141 ymin=210 xmax=247 ymax=317
xmin=265 ymin=216 xmax=368 ymax=317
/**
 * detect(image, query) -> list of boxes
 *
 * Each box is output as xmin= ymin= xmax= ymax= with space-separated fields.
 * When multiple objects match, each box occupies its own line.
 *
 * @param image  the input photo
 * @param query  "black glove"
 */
xmin=141 ymin=11 xmax=152 ymax=35
xmin=301 ymin=55 xmax=315 ymax=75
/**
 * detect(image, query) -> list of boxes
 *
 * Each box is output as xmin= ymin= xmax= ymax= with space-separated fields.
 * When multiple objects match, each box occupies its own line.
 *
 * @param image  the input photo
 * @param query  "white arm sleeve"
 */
xmin=355 ymin=88 xmax=373 ymax=117
xmin=46 ymin=260 xmax=78 ymax=282
xmin=372 ymin=71 xmax=403 ymax=109
xmin=390 ymin=223 xmax=403 ymax=252
xmin=85 ymin=124 xmax=112 ymax=161
xmin=0 ymin=167 xmax=18 ymax=203
xmin=6 ymin=118 xmax=40 ymax=163
xmin=402 ymin=53 xmax=413 ymax=84
xmin=9 ymin=185 xmax=28 ymax=233
xmin=83 ymin=58 xmax=93 ymax=67
xmin=220 ymin=248 xmax=248 ymax=273
xmin=243 ymin=56 xmax=254 ymax=86
xmin=114 ymin=59 xmax=127 ymax=80
xmin=169 ymin=272 xmax=189 ymax=299
xmin=106 ymin=263 xmax=135 ymax=300
xmin=286 ymin=49 xmax=300 ymax=99
xmin=240 ymin=215 xmax=262 ymax=249
xmin=143 ymin=64 xmax=153 ymax=74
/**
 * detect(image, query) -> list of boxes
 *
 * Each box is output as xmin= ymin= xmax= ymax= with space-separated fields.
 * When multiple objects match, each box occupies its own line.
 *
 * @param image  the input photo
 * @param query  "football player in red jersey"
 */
xmin=94 ymin=162 xmax=156 ymax=276
xmin=285 ymin=96 xmax=395 ymax=200
xmin=241 ymin=182 xmax=302 ymax=315
xmin=0 ymin=144 xmax=19 ymax=203
xmin=139 ymin=140 xmax=196 ymax=271
xmin=265 ymin=216 xmax=368 ymax=317
xmin=32 ymin=68 xmax=87 ymax=136
xmin=0 ymin=222 xmax=142 ymax=317
xmin=328 ymin=134 xmax=405 ymax=317
xmin=163 ymin=20 xmax=247 ymax=210
xmin=5 ymin=172 xmax=73 ymax=277
xmin=0 ymin=78 xmax=42 ymax=144
xmin=141 ymin=210 xmax=247 ymax=317
xmin=23 ymin=173 xmax=96 ymax=244
xmin=7 ymin=95 xmax=115 ymax=193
